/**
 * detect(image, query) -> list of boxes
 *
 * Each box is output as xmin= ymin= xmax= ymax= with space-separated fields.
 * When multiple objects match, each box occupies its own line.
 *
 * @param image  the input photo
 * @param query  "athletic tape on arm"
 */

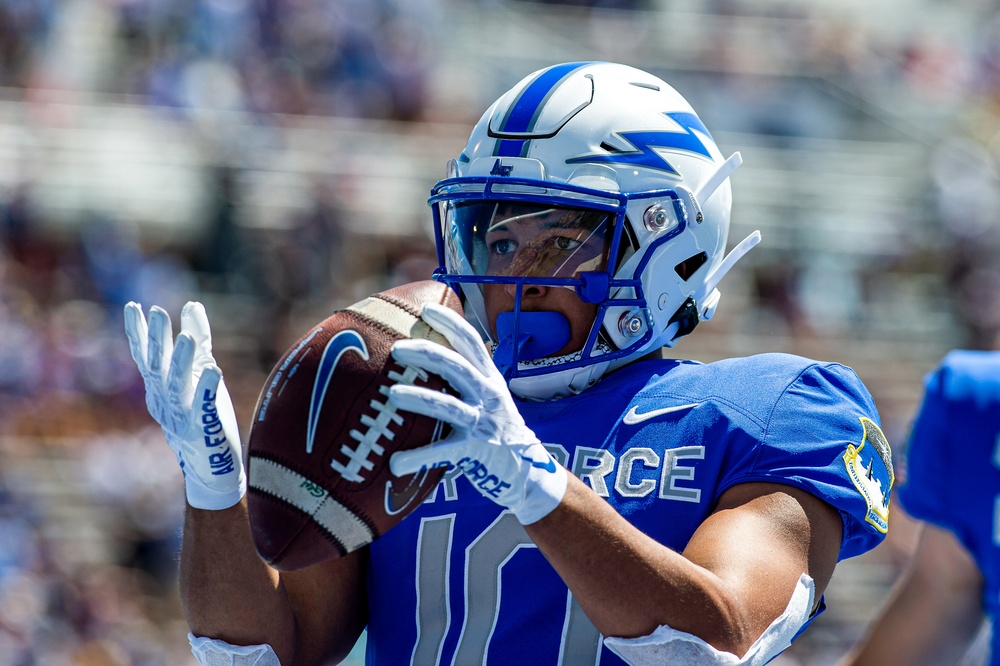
xmin=189 ymin=635 xmax=282 ymax=666
xmin=603 ymin=574 xmax=815 ymax=666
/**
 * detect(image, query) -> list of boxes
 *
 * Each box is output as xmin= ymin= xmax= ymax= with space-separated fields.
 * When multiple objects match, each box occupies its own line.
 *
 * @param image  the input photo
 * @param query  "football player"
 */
xmin=841 ymin=350 xmax=999 ymax=666
xmin=124 ymin=62 xmax=894 ymax=665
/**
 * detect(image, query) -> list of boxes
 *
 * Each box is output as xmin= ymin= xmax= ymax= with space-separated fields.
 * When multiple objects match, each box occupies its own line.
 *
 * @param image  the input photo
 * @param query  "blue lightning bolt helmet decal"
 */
xmin=307 ymin=330 xmax=369 ymax=454
xmin=567 ymin=111 xmax=714 ymax=175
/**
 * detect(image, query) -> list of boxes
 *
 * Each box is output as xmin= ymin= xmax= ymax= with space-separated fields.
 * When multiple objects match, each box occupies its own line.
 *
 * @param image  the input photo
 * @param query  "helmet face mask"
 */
xmin=429 ymin=61 xmax=758 ymax=400
xmin=444 ymin=199 xmax=616 ymax=283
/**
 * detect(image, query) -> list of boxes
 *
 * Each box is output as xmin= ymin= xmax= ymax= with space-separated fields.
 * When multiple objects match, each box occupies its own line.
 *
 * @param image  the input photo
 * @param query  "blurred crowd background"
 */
xmin=2 ymin=0 xmax=1000 ymax=663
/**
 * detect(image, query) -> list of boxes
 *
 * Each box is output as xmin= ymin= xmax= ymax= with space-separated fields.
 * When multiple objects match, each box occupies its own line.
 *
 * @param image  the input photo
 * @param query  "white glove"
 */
xmin=123 ymin=301 xmax=247 ymax=511
xmin=388 ymin=303 xmax=567 ymax=525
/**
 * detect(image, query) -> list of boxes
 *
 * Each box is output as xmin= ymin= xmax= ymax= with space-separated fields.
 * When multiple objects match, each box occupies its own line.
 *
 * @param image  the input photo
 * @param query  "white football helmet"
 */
xmin=429 ymin=61 xmax=760 ymax=400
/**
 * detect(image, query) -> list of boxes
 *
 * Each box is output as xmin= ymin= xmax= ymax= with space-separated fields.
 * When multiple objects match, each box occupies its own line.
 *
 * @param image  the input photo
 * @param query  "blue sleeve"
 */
xmin=897 ymin=362 xmax=952 ymax=525
xmin=722 ymin=361 xmax=893 ymax=561
xmin=897 ymin=350 xmax=1000 ymax=529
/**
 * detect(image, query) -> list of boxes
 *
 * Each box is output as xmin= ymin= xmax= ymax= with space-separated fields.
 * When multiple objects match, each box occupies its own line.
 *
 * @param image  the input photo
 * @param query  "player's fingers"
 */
xmin=391 ymin=339 xmax=483 ymax=398
xmin=211 ymin=375 xmax=240 ymax=438
xmin=190 ymin=364 xmax=226 ymax=442
xmin=420 ymin=304 xmax=494 ymax=376
xmin=176 ymin=366 xmax=235 ymax=463
xmin=123 ymin=302 xmax=150 ymax=371
xmin=388 ymin=383 xmax=478 ymax=429
xmin=167 ymin=332 xmax=196 ymax=404
xmin=180 ymin=301 xmax=215 ymax=371
xmin=191 ymin=362 xmax=223 ymax=407
xmin=147 ymin=306 xmax=174 ymax=379
xmin=390 ymin=438 xmax=469 ymax=477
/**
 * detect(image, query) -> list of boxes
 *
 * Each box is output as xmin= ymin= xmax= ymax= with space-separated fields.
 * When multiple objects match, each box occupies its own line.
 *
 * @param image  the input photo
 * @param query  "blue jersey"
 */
xmin=898 ymin=350 xmax=1000 ymax=664
xmin=367 ymin=353 xmax=892 ymax=665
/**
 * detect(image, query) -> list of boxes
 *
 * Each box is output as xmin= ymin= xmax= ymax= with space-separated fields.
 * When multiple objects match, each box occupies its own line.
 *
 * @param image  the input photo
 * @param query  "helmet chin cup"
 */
xmin=494 ymin=311 xmax=572 ymax=379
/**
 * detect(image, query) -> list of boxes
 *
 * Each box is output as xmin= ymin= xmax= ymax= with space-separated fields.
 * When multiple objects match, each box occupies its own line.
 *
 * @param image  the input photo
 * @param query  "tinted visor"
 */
xmin=445 ymin=201 xmax=614 ymax=279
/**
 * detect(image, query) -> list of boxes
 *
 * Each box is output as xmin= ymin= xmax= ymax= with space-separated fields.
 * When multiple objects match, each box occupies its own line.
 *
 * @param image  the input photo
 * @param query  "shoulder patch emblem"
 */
xmin=843 ymin=417 xmax=894 ymax=533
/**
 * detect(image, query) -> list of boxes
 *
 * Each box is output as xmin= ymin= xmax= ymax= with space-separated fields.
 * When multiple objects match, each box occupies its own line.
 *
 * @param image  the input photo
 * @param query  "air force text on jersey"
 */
xmin=424 ymin=440 xmax=707 ymax=505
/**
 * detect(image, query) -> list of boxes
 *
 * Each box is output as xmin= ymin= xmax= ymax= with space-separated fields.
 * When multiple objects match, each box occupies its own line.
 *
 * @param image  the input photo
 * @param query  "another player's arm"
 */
xmin=839 ymin=521 xmax=984 ymax=666
xmin=180 ymin=500 xmax=367 ymax=666
xmin=526 ymin=476 xmax=841 ymax=657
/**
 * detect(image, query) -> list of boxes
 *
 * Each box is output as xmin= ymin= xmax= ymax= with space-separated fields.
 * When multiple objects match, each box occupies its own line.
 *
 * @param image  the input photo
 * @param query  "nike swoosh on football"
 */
xmin=385 ymin=467 xmax=431 ymax=516
xmin=622 ymin=402 xmax=700 ymax=425
xmin=385 ymin=419 xmax=447 ymax=515
xmin=307 ymin=330 xmax=369 ymax=454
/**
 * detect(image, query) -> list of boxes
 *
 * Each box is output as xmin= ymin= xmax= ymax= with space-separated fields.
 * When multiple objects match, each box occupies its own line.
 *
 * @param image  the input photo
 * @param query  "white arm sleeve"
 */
xmin=603 ymin=574 xmax=816 ymax=666
xmin=189 ymin=634 xmax=282 ymax=666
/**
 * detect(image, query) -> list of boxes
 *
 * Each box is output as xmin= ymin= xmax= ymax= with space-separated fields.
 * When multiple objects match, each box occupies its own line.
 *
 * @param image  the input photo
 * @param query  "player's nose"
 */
xmin=505 ymin=283 xmax=548 ymax=299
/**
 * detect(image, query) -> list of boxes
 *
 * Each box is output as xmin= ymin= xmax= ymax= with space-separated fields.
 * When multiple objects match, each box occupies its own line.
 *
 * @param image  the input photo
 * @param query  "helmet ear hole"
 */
xmin=674 ymin=252 xmax=708 ymax=281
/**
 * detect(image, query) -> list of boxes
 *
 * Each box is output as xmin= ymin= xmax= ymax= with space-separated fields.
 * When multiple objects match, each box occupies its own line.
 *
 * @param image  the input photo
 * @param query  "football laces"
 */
xmin=331 ymin=364 xmax=429 ymax=483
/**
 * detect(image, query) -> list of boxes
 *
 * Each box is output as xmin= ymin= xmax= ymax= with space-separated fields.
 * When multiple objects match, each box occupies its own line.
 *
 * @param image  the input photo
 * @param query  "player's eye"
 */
xmin=490 ymin=238 xmax=517 ymax=256
xmin=553 ymin=236 xmax=582 ymax=251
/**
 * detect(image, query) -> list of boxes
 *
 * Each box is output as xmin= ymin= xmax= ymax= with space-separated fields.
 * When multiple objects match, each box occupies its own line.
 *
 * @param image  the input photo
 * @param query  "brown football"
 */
xmin=246 ymin=280 xmax=460 ymax=571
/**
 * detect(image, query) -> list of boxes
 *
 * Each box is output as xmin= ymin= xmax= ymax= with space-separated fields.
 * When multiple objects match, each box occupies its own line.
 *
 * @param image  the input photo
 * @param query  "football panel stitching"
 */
xmin=247 ymin=488 xmax=349 ymax=562
xmin=346 ymin=295 xmax=420 ymax=339
xmin=249 ymin=456 xmax=376 ymax=551
xmin=247 ymin=450 xmax=382 ymax=536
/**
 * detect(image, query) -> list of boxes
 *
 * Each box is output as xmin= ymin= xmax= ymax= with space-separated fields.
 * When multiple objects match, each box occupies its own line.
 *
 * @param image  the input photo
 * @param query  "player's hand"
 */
xmin=124 ymin=301 xmax=247 ymax=511
xmin=387 ymin=303 xmax=567 ymax=525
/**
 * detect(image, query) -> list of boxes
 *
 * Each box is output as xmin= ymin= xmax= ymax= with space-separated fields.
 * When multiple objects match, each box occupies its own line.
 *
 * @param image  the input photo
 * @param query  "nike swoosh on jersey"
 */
xmin=307 ymin=330 xmax=369 ymax=454
xmin=622 ymin=402 xmax=700 ymax=425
